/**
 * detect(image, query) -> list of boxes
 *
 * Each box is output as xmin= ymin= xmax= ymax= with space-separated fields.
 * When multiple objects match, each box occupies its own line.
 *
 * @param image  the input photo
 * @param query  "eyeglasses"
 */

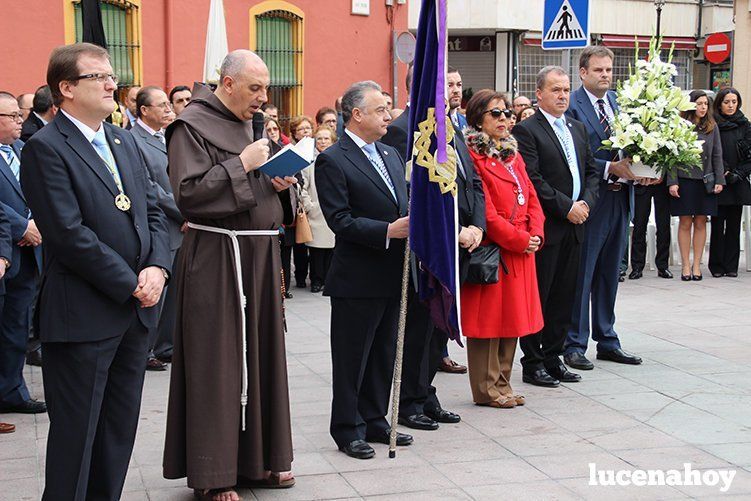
xmin=146 ymin=102 xmax=172 ymax=110
xmin=483 ymin=108 xmax=513 ymax=119
xmin=71 ymin=73 xmax=119 ymax=84
xmin=296 ymin=125 xmax=313 ymax=132
xmin=0 ymin=112 xmax=24 ymax=121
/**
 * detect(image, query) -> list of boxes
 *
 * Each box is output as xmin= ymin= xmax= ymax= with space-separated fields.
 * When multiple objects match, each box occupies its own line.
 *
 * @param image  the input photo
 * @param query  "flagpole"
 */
xmin=388 ymin=237 xmax=411 ymax=458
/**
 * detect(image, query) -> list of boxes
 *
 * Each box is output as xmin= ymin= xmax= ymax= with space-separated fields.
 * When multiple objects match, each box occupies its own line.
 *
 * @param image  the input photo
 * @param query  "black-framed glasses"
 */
xmin=483 ymin=108 xmax=513 ymax=119
xmin=0 ymin=112 xmax=24 ymax=121
xmin=71 ymin=73 xmax=119 ymax=85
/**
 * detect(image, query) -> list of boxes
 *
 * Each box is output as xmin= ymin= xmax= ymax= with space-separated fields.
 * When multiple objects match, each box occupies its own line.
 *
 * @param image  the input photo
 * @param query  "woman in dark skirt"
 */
xmin=710 ymin=88 xmax=751 ymax=277
xmin=668 ymin=90 xmax=725 ymax=281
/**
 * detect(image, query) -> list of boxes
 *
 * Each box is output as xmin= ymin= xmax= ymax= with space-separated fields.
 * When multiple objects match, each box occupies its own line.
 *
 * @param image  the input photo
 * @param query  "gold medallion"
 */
xmin=115 ymin=193 xmax=131 ymax=211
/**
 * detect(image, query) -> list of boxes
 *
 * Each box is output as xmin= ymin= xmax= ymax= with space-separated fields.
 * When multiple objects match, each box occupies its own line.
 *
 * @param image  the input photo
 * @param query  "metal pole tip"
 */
xmin=389 ymin=450 xmax=396 ymax=459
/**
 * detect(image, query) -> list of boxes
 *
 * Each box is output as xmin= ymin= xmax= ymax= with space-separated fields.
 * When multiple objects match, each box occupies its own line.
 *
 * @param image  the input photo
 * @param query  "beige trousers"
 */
xmin=466 ymin=337 xmax=518 ymax=405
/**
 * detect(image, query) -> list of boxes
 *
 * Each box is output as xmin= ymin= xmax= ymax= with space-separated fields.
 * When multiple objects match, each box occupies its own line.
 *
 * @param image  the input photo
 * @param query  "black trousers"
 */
xmin=631 ymin=184 xmax=671 ymax=271
xmin=398 ymin=285 xmax=444 ymax=418
xmin=293 ymin=243 xmax=309 ymax=286
xmin=149 ymin=249 xmax=179 ymax=359
xmin=42 ymin=316 xmax=148 ymax=501
xmin=521 ymin=228 xmax=581 ymax=372
xmin=329 ymin=296 xmax=398 ymax=448
xmin=308 ymin=247 xmax=333 ymax=287
xmin=709 ymin=204 xmax=744 ymax=275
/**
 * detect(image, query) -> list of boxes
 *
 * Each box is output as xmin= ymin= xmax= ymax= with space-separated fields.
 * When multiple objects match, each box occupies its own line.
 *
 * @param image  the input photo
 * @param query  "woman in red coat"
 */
xmin=461 ymin=89 xmax=545 ymax=408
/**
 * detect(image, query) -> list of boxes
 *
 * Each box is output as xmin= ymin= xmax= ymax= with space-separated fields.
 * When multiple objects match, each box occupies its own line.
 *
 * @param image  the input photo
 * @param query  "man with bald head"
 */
xmin=513 ymin=95 xmax=533 ymax=115
xmin=163 ymin=50 xmax=296 ymax=499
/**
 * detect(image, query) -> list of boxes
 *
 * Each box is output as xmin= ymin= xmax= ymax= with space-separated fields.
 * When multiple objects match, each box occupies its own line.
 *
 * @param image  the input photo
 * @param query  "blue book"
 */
xmin=258 ymin=136 xmax=315 ymax=178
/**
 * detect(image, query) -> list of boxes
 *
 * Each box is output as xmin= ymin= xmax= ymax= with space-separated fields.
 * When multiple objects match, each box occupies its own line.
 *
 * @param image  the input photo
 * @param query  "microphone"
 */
xmin=252 ymin=112 xmax=266 ymax=178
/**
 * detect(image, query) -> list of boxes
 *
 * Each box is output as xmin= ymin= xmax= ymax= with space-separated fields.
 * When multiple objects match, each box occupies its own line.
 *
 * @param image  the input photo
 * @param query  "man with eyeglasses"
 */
xmin=20 ymin=43 xmax=170 ymax=501
xmin=131 ymin=86 xmax=184 ymax=372
xmin=0 ymin=91 xmax=45 ymax=419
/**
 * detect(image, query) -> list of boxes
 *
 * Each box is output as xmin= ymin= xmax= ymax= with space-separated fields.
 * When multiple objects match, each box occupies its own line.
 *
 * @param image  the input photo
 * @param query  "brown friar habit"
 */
xmin=163 ymin=84 xmax=293 ymax=489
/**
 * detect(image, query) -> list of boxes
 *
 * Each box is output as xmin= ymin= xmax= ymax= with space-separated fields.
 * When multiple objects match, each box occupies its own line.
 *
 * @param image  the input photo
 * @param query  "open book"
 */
xmin=258 ymin=136 xmax=316 ymax=178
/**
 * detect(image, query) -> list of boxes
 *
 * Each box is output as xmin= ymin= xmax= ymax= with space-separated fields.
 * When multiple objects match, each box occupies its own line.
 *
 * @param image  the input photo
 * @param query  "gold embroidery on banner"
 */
xmin=412 ymin=107 xmax=458 ymax=196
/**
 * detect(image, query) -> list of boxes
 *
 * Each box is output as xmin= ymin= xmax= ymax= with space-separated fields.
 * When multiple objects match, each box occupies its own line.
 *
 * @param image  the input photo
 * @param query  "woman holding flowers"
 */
xmin=461 ymin=89 xmax=545 ymax=409
xmin=667 ymin=90 xmax=725 ymax=281
xmin=710 ymin=88 xmax=751 ymax=278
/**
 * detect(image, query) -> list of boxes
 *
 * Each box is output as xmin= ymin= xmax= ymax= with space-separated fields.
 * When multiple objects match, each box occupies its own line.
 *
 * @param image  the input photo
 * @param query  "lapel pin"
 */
xmin=114 ymin=138 xmax=121 ymax=145
xmin=383 ymin=151 xmax=389 ymax=156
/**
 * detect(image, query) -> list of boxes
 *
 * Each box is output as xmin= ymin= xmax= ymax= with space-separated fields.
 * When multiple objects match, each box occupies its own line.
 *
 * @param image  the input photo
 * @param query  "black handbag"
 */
xmin=466 ymin=244 xmax=508 ymax=284
xmin=702 ymin=172 xmax=716 ymax=194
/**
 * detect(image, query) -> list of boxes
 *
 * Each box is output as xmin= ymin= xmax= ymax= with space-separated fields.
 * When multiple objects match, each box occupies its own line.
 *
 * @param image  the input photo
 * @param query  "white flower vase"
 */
xmin=630 ymin=161 xmax=660 ymax=179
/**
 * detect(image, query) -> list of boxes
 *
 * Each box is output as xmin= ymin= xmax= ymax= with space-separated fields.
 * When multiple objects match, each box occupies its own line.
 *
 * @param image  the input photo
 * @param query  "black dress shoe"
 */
xmin=398 ymin=413 xmax=439 ymax=430
xmin=546 ymin=364 xmax=581 ymax=383
xmin=711 ymin=271 xmax=724 ymax=278
xmin=0 ymin=398 xmax=47 ymax=414
xmin=618 ymin=274 xmax=625 ymax=282
xmin=424 ymin=407 xmax=461 ymax=424
xmin=339 ymin=440 xmax=375 ymax=459
xmin=25 ymin=349 xmax=42 ymax=367
xmin=726 ymin=271 xmax=738 ymax=278
xmin=295 ymin=281 xmax=307 ymax=288
xmin=284 ymin=291 xmax=293 ymax=299
xmin=564 ymin=352 xmax=594 ymax=370
xmin=310 ymin=284 xmax=323 ymax=293
xmin=597 ymin=348 xmax=642 ymax=365
xmin=628 ymin=269 xmax=643 ymax=280
xmin=367 ymin=429 xmax=413 ymax=446
xmin=146 ymin=357 xmax=167 ymax=371
xmin=522 ymin=369 xmax=560 ymax=387
xmin=657 ymin=269 xmax=673 ymax=279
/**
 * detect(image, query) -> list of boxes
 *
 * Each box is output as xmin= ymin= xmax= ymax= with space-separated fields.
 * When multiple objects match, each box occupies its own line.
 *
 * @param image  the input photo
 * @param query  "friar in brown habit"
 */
xmin=163 ymin=50 xmax=297 ymax=501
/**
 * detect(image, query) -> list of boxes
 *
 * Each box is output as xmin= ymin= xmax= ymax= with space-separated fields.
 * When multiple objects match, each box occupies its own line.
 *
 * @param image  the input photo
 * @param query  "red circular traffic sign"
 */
xmin=704 ymin=33 xmax=732 ymax=64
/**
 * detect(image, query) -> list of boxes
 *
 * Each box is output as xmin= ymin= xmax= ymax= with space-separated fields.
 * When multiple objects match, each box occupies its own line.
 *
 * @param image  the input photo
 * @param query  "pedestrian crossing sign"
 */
xmin=542 ymin=0 xmax=590 ymax=50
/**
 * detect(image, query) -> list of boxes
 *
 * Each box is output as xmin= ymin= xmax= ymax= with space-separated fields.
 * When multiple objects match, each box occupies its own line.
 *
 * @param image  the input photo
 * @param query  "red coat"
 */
xmin=461 ymin=150 xmax=545 ymax=339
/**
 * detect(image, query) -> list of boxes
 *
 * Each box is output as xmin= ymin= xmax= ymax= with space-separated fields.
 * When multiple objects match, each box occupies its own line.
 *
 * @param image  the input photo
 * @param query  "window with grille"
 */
xmin=73 ymin=0 xmax=141 ymax=87
xmin=255 ymin=10 xmax=303 ymax=133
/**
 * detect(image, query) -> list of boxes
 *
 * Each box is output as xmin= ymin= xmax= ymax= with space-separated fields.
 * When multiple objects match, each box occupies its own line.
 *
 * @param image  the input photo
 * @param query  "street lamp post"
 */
xmin=655 ymin=0 xmax=666 ymax=37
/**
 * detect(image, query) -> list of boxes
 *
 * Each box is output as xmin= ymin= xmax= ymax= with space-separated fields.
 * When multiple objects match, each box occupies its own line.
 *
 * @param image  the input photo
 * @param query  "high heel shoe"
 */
xmin=681 ymin=274 xmax=692 ymax=281
xmin=692 ymin=273 xmax=703 ymax=281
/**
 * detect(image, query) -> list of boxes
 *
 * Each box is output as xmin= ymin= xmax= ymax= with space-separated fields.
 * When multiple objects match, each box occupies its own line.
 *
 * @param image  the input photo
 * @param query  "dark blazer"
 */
xmin=0 ymin=204 xmax=12 ymax=295
xmin=316 ymin=130 xmax=409 ymax=298
xmin=566 ymin=88 xmax=617 ymax=180
xmin=130 ymin=123 xmax=183 ymax=250
xmin=21 ymin=113 xmax=46 ymax=142
xmin=0 ymin=139 xmax=42 ymax=278
xmin=716 ymin=114 xmax=751 ymax=206
xmin=513 ymin=109 xmax=600 ymax=245
xmin=381 ymin=107 xmax=409 ymax=161
xmin=20 ymin=112 xmax=171 ymax=343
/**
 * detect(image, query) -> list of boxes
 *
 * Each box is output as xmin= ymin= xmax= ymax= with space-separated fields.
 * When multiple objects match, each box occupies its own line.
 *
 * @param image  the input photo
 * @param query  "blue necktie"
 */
xmin=363 ymin=143 xmax=396 ymax=200
xmin=91 ymin=130 xmax=124 ymax=192
xmin=0 ymin=144 xmax=20 ymax=182
xmin=553 ymin=117 xmax=581 ymax=201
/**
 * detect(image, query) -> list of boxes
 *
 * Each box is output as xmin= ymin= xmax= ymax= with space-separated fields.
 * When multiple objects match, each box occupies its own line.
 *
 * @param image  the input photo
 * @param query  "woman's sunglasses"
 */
xmin=483 ymin=108 xmax=513 ymax=119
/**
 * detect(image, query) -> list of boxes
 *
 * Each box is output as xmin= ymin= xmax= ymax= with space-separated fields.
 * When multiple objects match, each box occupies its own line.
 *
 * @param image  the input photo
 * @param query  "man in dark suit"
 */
xmin=21 ymin=43 xmax=170 ymax=501
xmin=381 ymin=68 xmax=484 ymax=431
xmin=0 ymin=203 xmax=16 ymax=434
xmin=123 ymin=85 xmax=140 ymax=130
xmin=513 ymin=66 xmax=600 ymax=388
xmin=131 ymin=86 xmax=185 ymax=369
xmin=0 ymin=92 xmax=44 ymax=415
xmin=21 ymin=85 xmax=56 ymax=142
xmin=563 ymin=47 xmax=643 ymax=370
xmin=316 ymin=81 xmax=412 ymax=460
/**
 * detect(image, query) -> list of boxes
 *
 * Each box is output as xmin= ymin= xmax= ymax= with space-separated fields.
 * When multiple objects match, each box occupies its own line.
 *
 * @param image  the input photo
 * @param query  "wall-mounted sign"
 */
xmin=352 ymin=0 xmax=370 ymax=16
xmin=448 ymin=36 xmax=495 ymax=52
xmin=704 ymin=32 xmax=732 ymax=65
xmin=396 ymin=32 xmax=416 ymax=64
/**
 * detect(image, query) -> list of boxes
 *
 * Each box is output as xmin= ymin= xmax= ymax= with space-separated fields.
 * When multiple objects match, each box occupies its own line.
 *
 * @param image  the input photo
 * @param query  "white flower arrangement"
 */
xmin=602 ymin=38 xmax=704 ymax=176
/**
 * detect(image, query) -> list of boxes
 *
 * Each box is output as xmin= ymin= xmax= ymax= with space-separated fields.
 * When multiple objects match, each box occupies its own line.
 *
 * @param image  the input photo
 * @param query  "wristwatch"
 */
xmin=160 ymin=268 xmax=169 ymax=280
xmin=0 ymin=257 xmax=8 ymax=269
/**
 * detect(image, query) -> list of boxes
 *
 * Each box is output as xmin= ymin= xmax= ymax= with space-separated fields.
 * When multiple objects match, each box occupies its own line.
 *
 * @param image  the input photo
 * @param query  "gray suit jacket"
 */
xmin=130 ymin=123 xmax=183 ymax=250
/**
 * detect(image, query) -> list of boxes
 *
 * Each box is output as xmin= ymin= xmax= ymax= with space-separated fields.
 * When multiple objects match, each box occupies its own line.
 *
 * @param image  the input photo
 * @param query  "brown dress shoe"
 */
xmin=438 ymin=357 xmax=467 ymax=374
xmin=0 ymin=422 xmax=15 ymax=433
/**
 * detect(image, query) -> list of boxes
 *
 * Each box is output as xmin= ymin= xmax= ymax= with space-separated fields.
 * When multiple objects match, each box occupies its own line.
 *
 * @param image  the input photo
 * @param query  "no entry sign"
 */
xmin=704 ymin=33 xmax=732 ymax=64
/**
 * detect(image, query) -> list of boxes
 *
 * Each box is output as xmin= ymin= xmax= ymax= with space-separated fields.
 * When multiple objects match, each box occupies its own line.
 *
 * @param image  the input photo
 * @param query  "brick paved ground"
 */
xmin=2 ymin=265 xmax=751 ymax=500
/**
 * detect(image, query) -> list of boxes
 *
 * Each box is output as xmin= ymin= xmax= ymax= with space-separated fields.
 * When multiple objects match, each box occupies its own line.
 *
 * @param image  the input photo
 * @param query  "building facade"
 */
xmin=2 ymin=0 xmax=408 ymax=126
xmin=410 ymin=0 xmax=735 ymax=102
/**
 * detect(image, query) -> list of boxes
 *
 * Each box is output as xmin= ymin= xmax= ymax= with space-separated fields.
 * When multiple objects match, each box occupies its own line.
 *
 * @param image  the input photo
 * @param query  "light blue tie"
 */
xmin=91 ymin=130 xmax=124 ymax=192
xmin=553 ymin=117 xmax=581 ymax=201
xmin=0 ymin=144 xmax=20 ymax=182
xmin=363 ymin=143 xmax=397 ymax=200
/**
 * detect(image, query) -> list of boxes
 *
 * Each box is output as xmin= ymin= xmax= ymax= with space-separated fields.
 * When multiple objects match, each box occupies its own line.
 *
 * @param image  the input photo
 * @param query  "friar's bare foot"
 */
xmin=194 ymin=488 xmax=241 ymax=501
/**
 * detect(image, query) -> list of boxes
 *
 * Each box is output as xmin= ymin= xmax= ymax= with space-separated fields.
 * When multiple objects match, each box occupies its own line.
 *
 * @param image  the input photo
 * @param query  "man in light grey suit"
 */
xmin=130 ymin=86 xmax=184 ymax=370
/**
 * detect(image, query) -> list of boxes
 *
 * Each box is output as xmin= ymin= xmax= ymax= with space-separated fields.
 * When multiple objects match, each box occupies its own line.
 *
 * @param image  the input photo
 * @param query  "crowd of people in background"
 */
xmin=1 ymin=41 xmax=751 ymax=501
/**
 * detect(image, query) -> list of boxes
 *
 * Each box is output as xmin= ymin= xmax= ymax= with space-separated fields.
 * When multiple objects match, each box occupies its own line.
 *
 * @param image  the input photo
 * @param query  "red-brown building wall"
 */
xmin=1 ymin=1 xmax=409 ymax=117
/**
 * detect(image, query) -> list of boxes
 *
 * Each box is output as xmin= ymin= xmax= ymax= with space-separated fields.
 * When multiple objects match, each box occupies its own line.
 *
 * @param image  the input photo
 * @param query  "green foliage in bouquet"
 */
xmin=601 ymin=37 xmax=704 ymax=176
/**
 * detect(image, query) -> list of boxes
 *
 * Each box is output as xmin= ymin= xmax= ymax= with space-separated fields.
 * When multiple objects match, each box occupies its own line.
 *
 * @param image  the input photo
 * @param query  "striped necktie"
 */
xmin=363 ymin=143 xmax=396 ymax=200
xmin=0 ymin=144 xmax=20 ymax=181
xmin=597 ymin=98 xmax=621 ymax=164
xmin=553 ymin=118 xmax=581 ymax=201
